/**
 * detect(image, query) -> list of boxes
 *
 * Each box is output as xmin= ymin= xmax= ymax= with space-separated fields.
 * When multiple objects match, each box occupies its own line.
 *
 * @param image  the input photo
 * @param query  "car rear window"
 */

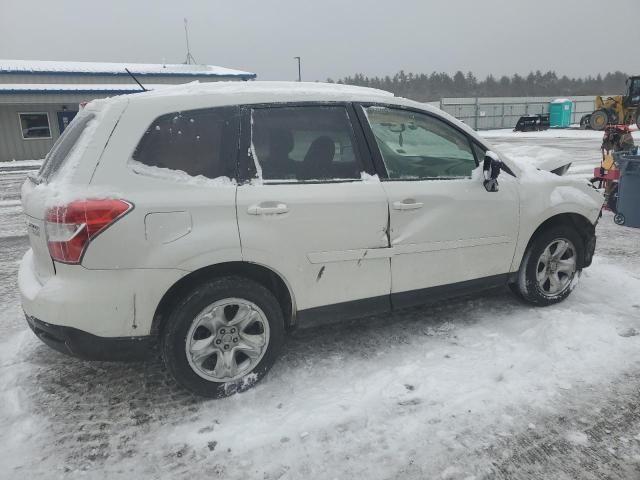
xmin=37 ymin=112 xmax=95 ymax=183
xmin=132 ymin=106 xmax=239 ymax=180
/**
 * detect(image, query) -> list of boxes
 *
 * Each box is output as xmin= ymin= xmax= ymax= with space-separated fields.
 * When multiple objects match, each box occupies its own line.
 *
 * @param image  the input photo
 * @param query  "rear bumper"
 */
xmin=25 ymin=314 xmax=155 ymax=361
xmin=18 ymin=249 xmax=186 ymax=337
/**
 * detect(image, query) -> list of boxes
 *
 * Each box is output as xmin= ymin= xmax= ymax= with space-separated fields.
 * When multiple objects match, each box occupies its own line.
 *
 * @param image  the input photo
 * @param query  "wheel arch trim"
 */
xmin=150 ymin=260 xmax=297 ymax=336
xmin=511 ymin=212 xmax=596 ymax=273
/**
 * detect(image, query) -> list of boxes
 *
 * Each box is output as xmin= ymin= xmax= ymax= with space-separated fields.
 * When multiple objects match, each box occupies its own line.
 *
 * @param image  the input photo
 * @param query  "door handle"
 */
xmin=392 ymin=199 xmax=424 ymax=211
xmin=247 ymin=202 xmax=289 ymax=215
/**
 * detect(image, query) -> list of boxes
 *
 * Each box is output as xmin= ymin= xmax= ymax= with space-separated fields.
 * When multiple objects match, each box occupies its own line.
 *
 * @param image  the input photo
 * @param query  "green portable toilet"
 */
xmin=549 ymin=99 xmax=573 ymax=128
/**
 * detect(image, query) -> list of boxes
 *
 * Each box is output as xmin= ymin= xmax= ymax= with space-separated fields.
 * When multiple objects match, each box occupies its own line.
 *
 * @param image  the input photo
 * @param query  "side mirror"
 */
xmin=483 ymin=151 xmax=502 ymax=192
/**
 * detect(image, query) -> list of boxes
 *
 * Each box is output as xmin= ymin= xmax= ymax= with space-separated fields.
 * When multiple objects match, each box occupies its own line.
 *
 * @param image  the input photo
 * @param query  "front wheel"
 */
xmin=511 ymin=227 xmax=583 ymax=306
xmin=162 ymin=276 xmax=285 ymax=398
xmin=589 ymin=109 xmax=609 ymax=130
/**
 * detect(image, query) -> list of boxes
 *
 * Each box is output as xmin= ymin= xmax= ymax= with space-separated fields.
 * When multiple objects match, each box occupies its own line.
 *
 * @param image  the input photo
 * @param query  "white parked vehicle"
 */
xmin=19 ymin=82 xmax=603 ymax=397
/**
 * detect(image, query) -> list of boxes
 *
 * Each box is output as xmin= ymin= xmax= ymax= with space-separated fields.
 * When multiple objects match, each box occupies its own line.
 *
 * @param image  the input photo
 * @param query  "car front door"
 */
xmin=236 ymin=103 xmax=392 ymax=319
xmin=358 ymin=105 xmax=520 ymax=306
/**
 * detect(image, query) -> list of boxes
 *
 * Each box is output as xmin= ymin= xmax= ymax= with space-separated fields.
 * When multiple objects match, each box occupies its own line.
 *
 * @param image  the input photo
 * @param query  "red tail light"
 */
xmin=45 ymin=199 xmax=133 ymax=264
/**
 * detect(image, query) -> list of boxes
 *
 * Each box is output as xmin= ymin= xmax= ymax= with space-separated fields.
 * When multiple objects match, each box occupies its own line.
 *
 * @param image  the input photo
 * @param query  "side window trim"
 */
xmin=471 ymin=140 xmax=516 ymax=178
xmin=237 ymin=102 xmax=376 ymax=185
xmin=355 ymin=103 xmax=483 ymax=181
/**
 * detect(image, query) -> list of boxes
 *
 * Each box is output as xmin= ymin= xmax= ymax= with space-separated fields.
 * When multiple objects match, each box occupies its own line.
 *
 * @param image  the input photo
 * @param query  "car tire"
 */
xmin=513 ymin=226 xmax=584 ymax=306
xmin=589 ymin=109 xmax=609 ymax=130
xmin=579 ymin=114 xmax=591 ymax=130
xmin=614 ymin=213 xmax=625 ymax=225
xmin=161 ymin=276 xmax=285 ymax=398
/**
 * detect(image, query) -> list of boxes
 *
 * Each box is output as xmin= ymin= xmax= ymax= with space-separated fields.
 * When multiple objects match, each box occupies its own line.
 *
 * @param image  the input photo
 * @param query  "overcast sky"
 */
xmin=1 ymin=0 xmax=638 ymax=81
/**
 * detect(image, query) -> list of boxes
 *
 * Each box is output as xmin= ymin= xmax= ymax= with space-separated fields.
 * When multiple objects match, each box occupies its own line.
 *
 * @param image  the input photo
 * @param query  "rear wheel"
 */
xmin=614 ymin=213 xmax=626 ymax=225
xmin=512 ymin=226 xmax=583 ymax=306
xmin=162 ymin=276 xmax=285 ymax=398
xmin=579 ymin=114 xmax=591 ymax=129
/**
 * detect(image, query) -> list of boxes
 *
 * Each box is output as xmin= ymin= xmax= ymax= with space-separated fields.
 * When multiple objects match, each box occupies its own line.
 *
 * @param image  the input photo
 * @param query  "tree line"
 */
xmin=326 ymin=71 xmax=629 ymax=101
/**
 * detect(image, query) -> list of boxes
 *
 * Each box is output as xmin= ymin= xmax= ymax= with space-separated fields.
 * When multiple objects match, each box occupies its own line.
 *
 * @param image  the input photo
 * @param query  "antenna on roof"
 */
xmin=125 ymin=68 xmax=147 ymax=92
xmin=183 ymin=18 xmax=197 ymax=65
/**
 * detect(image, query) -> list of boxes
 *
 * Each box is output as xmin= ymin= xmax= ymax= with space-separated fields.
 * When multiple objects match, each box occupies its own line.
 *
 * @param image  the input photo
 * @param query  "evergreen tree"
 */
xmin=330 ymin=70 xmax=629 ymax=100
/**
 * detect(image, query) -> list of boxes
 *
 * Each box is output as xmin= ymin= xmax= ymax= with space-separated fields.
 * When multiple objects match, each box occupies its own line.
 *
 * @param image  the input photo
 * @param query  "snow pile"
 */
xmin=492 ymin=143 xmax=572 ymax=173
xmin=360 ymin=171 xmax=380 ymax=183
xmin=129 ymin=160 xmax=236 ymax=187
xmin=30 ymin=183 xmax=126 ymax=209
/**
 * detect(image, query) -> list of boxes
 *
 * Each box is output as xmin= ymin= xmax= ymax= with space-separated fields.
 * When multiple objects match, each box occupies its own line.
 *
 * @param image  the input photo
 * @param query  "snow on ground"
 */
xmin=1 ymin=129 xmax=640 ymax=479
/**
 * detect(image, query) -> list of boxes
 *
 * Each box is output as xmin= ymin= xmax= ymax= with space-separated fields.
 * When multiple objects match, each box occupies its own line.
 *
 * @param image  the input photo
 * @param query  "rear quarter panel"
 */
xmin=85 ymin=99 xmax=241 ymax=271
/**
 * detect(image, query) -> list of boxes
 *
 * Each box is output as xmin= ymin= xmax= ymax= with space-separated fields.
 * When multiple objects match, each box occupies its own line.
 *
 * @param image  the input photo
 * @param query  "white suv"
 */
xmin=19 ymin=82 xmax=603 ymax=397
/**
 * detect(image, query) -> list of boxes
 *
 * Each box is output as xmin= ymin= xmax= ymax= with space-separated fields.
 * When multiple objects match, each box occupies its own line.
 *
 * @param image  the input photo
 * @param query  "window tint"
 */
xmin=251 ymin=106 xmax=363 ymax=182
xmin=365 ymin=107 xmax=476 ymax=179
xmin=38 ymin=112 xmax=94 ymax=183
xmin=132 ymin=107 xmax=239 ymax=179
xmin=19 ymin=113 xmax=51 ymax=139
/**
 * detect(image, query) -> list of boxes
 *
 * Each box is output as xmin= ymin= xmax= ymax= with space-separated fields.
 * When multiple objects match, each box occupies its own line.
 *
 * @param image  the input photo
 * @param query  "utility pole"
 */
xmin=293 ymin=56 xmax=302 ymax=82
xmin=184 ymin=18 xmax=197 ymax=65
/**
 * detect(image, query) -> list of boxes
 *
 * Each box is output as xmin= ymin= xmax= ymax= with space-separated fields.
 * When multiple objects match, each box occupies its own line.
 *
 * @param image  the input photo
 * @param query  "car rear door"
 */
xmin=357 ymin=104 xmax=520 ymax=306
xmin=236 ymin=103 xmax=391 ymax=317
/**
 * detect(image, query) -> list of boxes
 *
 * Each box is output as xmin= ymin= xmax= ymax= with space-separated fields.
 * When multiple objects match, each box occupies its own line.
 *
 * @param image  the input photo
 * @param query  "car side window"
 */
xmin=365 ymin=107 xmax=477 ymax=180
xmin=250 ymin=106 xmax=364 ymax=182
xmin=132 ymin=106 xmax=239 ymax=180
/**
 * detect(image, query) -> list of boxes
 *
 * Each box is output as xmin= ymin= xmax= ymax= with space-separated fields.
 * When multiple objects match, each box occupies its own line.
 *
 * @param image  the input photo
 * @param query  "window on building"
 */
xmin=365 ymin=107 xmax=477 ymax=180
xmin=132 ymin=106 xmax=240 ymax=180
xmin=19 ymin=113 xmax=51 ymax=139
xmin=250 ymin=106 xmax=364 ymax=182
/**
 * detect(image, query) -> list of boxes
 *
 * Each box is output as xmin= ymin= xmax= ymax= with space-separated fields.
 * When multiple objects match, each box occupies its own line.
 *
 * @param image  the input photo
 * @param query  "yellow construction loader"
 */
xmin=586 ymin=76 xmax=640 ymax=130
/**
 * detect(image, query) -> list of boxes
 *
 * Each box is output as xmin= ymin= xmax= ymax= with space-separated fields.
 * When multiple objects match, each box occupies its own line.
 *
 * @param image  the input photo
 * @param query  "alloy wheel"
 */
xmin=535 ymin=238 xmax=577 ymax=297
xmin=186 ymin=298 xmax=270 ymax=382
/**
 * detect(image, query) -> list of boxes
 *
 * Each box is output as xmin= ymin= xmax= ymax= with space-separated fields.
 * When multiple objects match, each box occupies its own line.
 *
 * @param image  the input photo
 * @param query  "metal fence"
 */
xmin=437 ymin=95 xmax=602 ymax=130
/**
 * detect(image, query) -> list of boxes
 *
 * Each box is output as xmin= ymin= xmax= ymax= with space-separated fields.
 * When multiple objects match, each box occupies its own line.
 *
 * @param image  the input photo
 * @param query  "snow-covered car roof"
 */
xmin=125 ymin=80 xmax=395 ymax=104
